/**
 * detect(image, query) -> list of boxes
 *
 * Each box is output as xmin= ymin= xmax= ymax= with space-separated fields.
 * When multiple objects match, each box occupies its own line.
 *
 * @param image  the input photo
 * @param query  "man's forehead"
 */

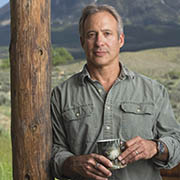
xmin=84 ymin=11 xmax=117 ymax=28
xmin=86 ymin=11 xmax=116 ymax=21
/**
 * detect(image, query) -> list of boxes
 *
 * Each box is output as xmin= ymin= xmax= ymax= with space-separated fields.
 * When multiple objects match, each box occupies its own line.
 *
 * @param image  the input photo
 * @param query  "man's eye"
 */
xmin=87 ymin=33 xmax=96 ymax=39
xmin=104 ymin=32 xmax=111 ymax=36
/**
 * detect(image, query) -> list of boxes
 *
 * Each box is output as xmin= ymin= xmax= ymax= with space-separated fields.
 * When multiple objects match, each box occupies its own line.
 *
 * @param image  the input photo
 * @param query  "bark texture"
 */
xmin=10 ymin=0 xmax=52 ymax=179
xmin=161 ymin=164 xmax=180 ymax=180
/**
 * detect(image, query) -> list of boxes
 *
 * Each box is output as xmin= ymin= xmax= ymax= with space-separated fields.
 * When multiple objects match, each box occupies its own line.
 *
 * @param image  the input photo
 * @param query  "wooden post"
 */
xmin=9 ymin=0 xmax=52 ymax=179
xmin=161 ymin=164 xmax=180 ymax=180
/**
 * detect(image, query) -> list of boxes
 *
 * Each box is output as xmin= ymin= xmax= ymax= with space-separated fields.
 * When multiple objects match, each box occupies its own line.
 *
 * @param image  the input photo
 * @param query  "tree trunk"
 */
xmin=10 ymin=0 xmax=52 ymax=179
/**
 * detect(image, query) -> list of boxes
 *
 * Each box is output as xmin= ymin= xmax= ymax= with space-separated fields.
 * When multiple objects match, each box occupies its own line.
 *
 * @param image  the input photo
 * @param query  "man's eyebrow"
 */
xmin=86 ymin=30 xmax=97 ymax=33
xmin=87 ymin=29 xmax=112 ymax=33
xmin=102 ymin=29 xmax=112 ymax=32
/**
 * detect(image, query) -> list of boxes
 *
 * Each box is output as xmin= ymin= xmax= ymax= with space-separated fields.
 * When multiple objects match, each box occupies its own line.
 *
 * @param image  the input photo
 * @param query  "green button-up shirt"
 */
xmin=50 ymin=64 xmax=180 ymax=180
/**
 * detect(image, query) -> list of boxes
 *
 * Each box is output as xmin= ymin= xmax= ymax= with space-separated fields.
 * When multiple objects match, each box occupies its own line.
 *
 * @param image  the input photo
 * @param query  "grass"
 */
xmin=0 ymin=105 xmax=11 ymax=180
xmin=0 ymin=129 xmax=12 ymax=180
xmin=121 ymin=47 xmax=180 ymax=79
xmin=0 ymin=106 xmax=11 ymax=132
xmin=0 ymin=105 xmax=10 ymax=118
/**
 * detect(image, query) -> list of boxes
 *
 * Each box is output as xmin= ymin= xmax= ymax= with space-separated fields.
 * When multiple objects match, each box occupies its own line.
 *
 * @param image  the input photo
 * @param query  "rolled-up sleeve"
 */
xmin=50 ymin=88 xmax=74 ymax=179
xmin=152 ymin=85 xmax=180 ymax=169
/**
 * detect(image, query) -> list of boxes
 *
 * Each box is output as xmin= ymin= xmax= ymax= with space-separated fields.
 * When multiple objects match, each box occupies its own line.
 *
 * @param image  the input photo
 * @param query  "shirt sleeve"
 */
xmin=152 ymin=84 xmax=180 ymax=169
xmin=50 ymin=87 xmax=74 ymax=179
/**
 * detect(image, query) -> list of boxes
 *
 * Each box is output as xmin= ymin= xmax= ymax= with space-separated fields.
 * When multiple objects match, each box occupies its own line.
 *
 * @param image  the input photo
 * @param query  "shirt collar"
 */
xmin=119 ymin=63 xmax=135 ymax=80
xmin=78 ymin=64 xmax=90 ymax=85
xmin=79 ymin=62 xmax=135 ymax=85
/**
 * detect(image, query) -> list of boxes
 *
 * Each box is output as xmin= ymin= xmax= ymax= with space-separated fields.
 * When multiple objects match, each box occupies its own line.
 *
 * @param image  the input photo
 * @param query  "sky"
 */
xmin=0 ymin=0 xmax=9 ymax=8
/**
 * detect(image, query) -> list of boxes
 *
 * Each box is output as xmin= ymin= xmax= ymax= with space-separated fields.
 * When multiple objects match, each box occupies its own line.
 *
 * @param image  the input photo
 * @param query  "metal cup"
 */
xmin=97 ymin=138 xmax=126 ymax=169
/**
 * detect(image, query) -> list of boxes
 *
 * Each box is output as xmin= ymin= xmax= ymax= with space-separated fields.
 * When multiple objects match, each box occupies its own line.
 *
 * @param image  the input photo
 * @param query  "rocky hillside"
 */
xmin=1 ymin=0 xmax=180 ymax=26
xmin=50 ymin=0 xmax=180 ymax=26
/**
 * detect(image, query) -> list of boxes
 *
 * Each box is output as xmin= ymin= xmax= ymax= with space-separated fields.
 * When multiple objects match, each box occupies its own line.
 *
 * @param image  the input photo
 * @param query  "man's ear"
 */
xmin=80 ymin=36 xmax=84 ymax=48
xmin=119 ymin=33 xmax=125 ymax=48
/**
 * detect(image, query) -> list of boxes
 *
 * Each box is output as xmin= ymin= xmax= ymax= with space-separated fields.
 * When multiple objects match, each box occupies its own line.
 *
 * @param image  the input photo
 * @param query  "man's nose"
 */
xmin=95 ymin=33 xmax=104 ymax=46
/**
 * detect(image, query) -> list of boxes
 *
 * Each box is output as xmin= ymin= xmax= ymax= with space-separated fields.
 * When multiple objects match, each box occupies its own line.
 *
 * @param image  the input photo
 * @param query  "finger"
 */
xmin=126 ymin=136 xmax=142 ymax=147
xmin=94 ymin=162 xmax=112 ymax=177
xmin=127 ymin=139 xmax=156 ymax=161
xmin=126 ymin=142 xmax=149 ymax=164
xmin=80 ymin=161 xmax=109 ymax=180
xmin=92 ymin=154 xmax=113 ymax=168
xmin=86 ymin=154 xmax=112 ymax=177
xmin=118 ymin=143 xmax=144 ymax=165
xmin=119 ymin=142 xmax=139 ymax=160
xmin=89 ymin=163 xmax=111 ymax=178
xmin=126 ymin=149 xmax=143 ymax=163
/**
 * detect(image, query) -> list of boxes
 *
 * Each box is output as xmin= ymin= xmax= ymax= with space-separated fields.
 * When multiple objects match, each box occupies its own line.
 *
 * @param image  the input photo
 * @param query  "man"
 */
xmin=50 ymin=4 xmax=180 ymax=180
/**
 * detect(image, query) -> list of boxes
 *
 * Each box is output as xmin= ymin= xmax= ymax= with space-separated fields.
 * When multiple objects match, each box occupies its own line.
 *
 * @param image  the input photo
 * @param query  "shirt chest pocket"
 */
xmin=62 ymin=104 xmax=95 ymax=145
xmin=62 ymin=104 xmax=93 ymax=120
xmin=120 ymin=102 xmax=155 ymax=140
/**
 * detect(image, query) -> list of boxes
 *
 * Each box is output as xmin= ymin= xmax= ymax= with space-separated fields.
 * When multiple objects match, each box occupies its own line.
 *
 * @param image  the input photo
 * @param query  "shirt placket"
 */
xmin=103 ymin=92 xmax=113 ymax=139
xmin=89 ymin=78 xmax=116 ymax=140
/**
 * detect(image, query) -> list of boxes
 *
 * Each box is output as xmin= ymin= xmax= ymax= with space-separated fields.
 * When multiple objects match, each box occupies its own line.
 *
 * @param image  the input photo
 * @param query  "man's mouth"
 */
xmin=94 ymin=50 xmax=107 ymax=56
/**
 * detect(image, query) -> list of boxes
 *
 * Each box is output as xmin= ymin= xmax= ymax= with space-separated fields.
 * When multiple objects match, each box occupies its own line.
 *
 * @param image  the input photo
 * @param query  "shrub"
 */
xmin=168 ymin=71 xmax=180 ymax=80
xmin=0 ymin=92 xmax=10 ymax=106
xmin=0 ymin=58 xmax=10 ymax=69
xmin=52 ymin=47 xmax=74 ymax=66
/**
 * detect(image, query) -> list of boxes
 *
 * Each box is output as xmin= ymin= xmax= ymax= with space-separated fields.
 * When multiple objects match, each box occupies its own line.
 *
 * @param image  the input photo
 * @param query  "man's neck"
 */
xmin=87 ymin=61 xmax=121 ymax=92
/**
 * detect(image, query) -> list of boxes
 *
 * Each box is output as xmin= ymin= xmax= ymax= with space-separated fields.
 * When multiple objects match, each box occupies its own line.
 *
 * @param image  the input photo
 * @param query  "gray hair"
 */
xmin=79 ymin=4 xmax=124 ymax=39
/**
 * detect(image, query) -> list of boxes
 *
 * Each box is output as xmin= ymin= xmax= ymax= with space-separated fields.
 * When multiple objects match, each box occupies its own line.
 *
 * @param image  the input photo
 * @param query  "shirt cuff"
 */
xmin=52 ymin=151 xmax=74 ymax=179
xmin=152 ymin=137 xmax=177 ymax=169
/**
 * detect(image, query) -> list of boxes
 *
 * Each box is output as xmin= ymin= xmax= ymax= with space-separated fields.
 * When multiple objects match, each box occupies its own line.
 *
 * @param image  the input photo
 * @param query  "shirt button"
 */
xmin=121 ymin=75 xmax=125 ymax=79
xmin=98 ymin=89 xmax=102 ymax=93
xmin=76 ymin=112 xmax=80 ymax=117
xmin=107 ymin=106 xmax=110 ymax=110
xmin=137 ymin=108 xmax=141 ymax=113
xmin=105 ymin=126 xmax=111 ymax=130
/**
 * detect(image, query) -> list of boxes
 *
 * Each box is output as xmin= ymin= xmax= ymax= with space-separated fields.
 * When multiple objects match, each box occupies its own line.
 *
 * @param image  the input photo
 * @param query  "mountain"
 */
xmin=51 ymin=0 xmax=180 ymax=26
xmin=0 ymin=0 xmax=180 ymax=59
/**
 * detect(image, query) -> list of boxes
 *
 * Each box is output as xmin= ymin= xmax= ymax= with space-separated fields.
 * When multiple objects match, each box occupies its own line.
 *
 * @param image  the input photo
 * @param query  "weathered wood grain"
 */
xmin=10 ymin=0 xmax=52 ymax=179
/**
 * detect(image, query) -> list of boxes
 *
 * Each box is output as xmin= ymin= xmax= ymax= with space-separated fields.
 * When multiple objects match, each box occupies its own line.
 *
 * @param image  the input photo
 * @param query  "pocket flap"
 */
xmin=121 ymin=103 xmax=153 ymax=115
xmin=62 ymin=104 xmax=93 ymax=121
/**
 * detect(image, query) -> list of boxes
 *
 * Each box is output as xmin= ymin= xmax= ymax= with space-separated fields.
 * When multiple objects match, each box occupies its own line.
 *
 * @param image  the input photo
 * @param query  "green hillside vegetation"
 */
xmin=0 ymin=47 xmax=180 ymax=179
xmin=0 ymin=58 xmax=10 ymax=69
xmin=0 ymin=131 xmax=12 ymax=180
xmin=0 ymin=47 xmax=74 ymax=69
xmin=121 ymin=47 xmax=180 ymax=78
xmin=52 ymin=47 xmax=74 ymax=65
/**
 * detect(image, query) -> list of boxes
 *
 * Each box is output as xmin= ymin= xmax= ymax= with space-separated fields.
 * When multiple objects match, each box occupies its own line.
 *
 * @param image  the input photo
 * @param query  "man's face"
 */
xmin=81 ymin=11 xmax=124 ymax=68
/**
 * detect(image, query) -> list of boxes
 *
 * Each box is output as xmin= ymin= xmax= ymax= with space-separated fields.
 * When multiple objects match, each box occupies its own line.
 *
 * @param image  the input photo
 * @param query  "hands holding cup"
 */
xmin=62 ymin=136 xmax=158 ymax=179
xmin=97 ymin=136 xmax=158 ymax=168
xmin=97 ymin=138 xmax=127 ymax=170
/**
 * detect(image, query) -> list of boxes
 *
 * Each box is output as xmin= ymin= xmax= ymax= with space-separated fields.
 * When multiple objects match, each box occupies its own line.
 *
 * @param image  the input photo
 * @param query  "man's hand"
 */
xmin=118 ymin=136 xmax=157 ymax=165
xmin=62 ymin=153 xmax=113 ymax=180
